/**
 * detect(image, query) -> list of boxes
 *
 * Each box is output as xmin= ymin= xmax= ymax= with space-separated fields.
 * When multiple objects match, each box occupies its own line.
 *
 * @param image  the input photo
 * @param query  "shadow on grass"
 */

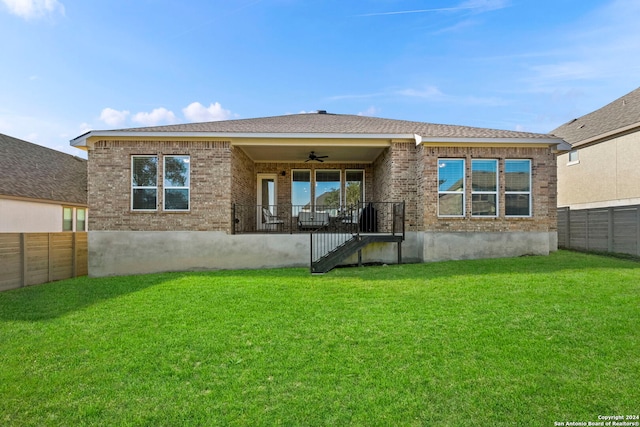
xmin=0 ymin=273 xmax=175 ymax=322
xmin=1 ymin=251 xmax=637 ymax=321
xmin=328 ymin=249 xmax=640 ymax=281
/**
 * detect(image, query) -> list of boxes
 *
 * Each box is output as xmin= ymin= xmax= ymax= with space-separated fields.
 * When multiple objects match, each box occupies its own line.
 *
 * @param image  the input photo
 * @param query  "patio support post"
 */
xmin=231 ymin=204 xmax=236 ymax=235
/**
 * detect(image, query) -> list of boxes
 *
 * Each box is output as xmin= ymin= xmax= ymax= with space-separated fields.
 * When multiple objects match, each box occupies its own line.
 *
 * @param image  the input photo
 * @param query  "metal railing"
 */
xmin=309 ymin=201 xmax=405 ymax=271
xmin=232 ymin=202 xmax=404 ymax=235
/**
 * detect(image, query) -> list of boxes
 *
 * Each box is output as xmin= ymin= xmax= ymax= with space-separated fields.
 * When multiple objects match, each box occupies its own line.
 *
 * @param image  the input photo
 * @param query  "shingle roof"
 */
xmin=110 ymin=112 xmax=556 ymax=140
xmin=551 ymin=86 xmax=640 ymax=146
xmin=0 ymin=133 xmax=87 ymax=205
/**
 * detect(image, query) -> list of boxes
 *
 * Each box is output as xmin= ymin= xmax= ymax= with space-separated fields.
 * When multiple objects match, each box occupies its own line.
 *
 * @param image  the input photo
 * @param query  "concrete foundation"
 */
xmin=422 ymin=231 xmax=556 ymax=262
xmin=89 ymin=230 xmax=557 ymax=277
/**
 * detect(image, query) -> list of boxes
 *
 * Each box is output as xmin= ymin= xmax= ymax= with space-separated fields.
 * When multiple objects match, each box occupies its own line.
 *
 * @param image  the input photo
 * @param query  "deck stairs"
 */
xmin=311 ymin=233 xmax=403 ymax=274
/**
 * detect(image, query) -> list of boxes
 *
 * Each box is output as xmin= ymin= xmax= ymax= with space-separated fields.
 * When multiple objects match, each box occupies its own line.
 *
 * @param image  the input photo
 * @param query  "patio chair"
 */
xmin=341 ymin=206 xmax=362 ymax=231
xmin=298 ymin=211 xmax=330 ymax=230
xmin=262 ymin=208 xmax=285 ymax=231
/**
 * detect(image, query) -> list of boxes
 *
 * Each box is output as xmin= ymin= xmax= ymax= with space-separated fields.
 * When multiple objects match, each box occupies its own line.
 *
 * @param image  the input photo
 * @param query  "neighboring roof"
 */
xmin=0 ymin=133 xmax=87 ymax=205
xmin=72 ymin=111 xmax=565 ymax=147
xmin=551 ymin=86 xmax=640 ymax=147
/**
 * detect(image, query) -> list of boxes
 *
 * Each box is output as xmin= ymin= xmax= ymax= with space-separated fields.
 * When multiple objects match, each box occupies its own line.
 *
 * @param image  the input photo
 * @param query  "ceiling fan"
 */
xmin=305 ymin=151 xmax=329 ymax=163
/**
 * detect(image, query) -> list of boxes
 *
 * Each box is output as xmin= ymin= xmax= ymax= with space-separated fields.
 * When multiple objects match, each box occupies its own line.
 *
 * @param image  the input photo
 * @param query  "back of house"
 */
xmin=71 ymin=112 xmax=566 ymax=276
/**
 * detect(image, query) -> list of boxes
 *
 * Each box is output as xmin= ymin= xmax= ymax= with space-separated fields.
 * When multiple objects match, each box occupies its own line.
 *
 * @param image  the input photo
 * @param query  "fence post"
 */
xmin=565 ymin=208 xmax=571 ymax=249
xmin=637 ymin=206 xmax=640 ymax=256
xmin=584 ymin=209 xmax=591 ymax=250
xmin=608 ymin=207 xmax=614 ymax=252
xmin=48 ymin=233 xmax=53 ymax=283
xmin=72 ymin=232 xmax=77 ymax=278
xmin=21 ymin=233 xmax=27 ymax=288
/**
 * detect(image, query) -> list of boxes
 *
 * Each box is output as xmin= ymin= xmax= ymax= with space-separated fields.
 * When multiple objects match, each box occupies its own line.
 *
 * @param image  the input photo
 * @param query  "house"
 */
xmin=552 ymin=87 xmax=640 ymax=255
xmin=553 ymin=86 xmax=640 ymax=210
xmin=71 ymin=111 xmax=567 ymax=276
xmin=0 ymin=133 xmax=88 ymax=232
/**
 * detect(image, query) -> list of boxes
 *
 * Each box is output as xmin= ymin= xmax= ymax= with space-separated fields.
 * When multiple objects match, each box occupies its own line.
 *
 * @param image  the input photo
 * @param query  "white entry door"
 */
xmin=257 ymin=174 xmax=278 ymax=230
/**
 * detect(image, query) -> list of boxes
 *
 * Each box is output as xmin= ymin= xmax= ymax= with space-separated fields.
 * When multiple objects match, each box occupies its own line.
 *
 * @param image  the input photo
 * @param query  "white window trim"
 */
xmin=345 ymin=169 xmax=365 ymax=206
xmin=471 ymin=159 xmax=498 ymax=218
xmin=163 ymin=155 xmax=191 ymax=212
xmin=131 ymin=155 xmax=158 ymax=211
xmin=567 ymin=149 xmax=580 ymax=166
xmin=505 ymin=159 xmax=532 ymax=218
xmin=76 ymin=208 xmax=87 ymax=231
xmin=314 ymin=169 xmax=341 ymax=210
xmin=291 ymin=169 xmax=312 ymax=215
xmin=437 ymin=158 xmax=466 ymax=218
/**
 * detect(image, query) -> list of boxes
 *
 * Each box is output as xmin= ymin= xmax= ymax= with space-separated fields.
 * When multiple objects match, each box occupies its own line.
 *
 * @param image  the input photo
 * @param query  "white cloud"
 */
xmin=183 ymin=102 xmax=232 ymax=122
xmin=132 ymin=107 xmax=177 ymax=126
xmin=1 ymin=0 xmax=65 ymax=20
xmin=525 ymin=0 xmax=640 ymax=90
xmin=78 ymin=122 xmax=92 ymax=135
xmin=358 ymin=0 xmax=508 ymax=17
xmin=99 ymin=108 xmax=130 ymax=127
xmin=458 ymin=0 xmax=509 ymax=14
xmin=357 ymin=106 xmax=380 ymax=117
xmin=395 ymin=86 xmax=444 ymax=99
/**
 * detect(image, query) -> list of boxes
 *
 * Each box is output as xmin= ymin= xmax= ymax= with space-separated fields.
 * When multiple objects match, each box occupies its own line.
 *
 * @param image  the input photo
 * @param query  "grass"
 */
xmin=0 ymin=250 xmax=638 ymax=426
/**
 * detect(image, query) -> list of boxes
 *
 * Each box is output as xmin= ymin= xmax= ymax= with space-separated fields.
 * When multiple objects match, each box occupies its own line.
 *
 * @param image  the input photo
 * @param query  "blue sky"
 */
xmin=1 ymin=0 xmax=639 ymax=158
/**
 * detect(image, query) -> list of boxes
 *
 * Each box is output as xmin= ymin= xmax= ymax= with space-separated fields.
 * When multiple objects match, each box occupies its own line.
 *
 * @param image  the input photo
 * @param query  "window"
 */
xmin=132 ymin=156 xmax=158 ymax=210
xmin=76 ymin=208 xmax=86 ymax=231
xmin=315 ymin=170 xmax=341 ymax=211
xmin=164 ymin=156 xmax=190 ymax=211
xmin=345 ymin=170 xmax=364 ymax=206
xmin=471 ymin=160 xmax=498 ymax=216
xmin=568 ymin=149 xmax=579 ymax=164
xmin=63 ymin=207 xmax=73 ymax=231
xmin=438 ymin=159 xmax=465 ymax=216
xmin=292 ymin=170 xmax=311 ymax=215
xmin=505 ymin=159 xmax=531 ymax=217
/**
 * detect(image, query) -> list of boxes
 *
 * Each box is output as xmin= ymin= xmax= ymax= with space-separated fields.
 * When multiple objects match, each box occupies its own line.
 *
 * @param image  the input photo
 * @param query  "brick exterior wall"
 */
xmin=419 ymin=145 xmax=557 ymax=232
xmin=372 ymin=143 xmax=420 ymax=231
xmin=88 ymin=139 xmax=557 ymax=236
xmin=88 ymin=140 xmax=233 ymax=232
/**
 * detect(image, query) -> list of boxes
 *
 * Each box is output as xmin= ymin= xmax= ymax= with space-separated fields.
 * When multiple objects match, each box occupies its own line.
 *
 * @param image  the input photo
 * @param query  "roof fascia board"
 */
xmin=71 ymin=131 xmax=416 ymax=147
xmin=419 ymin=137 xmax=565 ymax=145
xmin=571 ymin=121 xmax=640 ymax=149
xmin=0 ymin=194 xmax=88 ymax=207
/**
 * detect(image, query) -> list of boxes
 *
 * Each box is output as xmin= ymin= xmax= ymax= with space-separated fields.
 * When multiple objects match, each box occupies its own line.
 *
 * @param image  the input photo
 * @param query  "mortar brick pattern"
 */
xmin=88 ymin=140 xmax=557 ymax=236
xmin=419 ymin=146 xmax=557 ymax=232
xmin=89 ymin=140 xmax=232 ymax=232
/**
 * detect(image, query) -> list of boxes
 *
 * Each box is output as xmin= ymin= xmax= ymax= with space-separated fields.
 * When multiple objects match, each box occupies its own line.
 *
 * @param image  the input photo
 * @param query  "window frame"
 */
xmin=314 ymin=169 xmax=341 ymax=212
xmin=131 ymin=155 xmax=158 ymax=211
xmin=471 ymin=159 xmax=498 ymax=217
xmin=291 ymin=169 xmax=312 ymax=215
xmin=345 ymin=169 xmax=365 ymax=206
xmin=76 ymin=208 xmax=87 ymax=231
xmin=505 ymin=159 xmax=532 ymax=218
xmin=62 ymin=207 xmax=73 ymax=231
xmin=437 ymin=158 xmax=466 ymax=217
xmin=163 ymin=155 xmax=191 ymax=212
xmin=567 ymin=149 xmax=579 ymax=165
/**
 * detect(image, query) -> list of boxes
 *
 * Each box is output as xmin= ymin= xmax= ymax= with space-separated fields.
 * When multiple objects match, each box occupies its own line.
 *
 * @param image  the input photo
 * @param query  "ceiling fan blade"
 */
xmin=317 ymin=158 xmax=324 ymax=162
xmin=317 ymin=155 xmax=329 ymax=159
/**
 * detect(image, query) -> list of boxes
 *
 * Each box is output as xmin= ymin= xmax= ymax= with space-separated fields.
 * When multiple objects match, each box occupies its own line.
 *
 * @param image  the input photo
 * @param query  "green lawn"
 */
xmin=1 ymin=251 xmax=638 ymax=426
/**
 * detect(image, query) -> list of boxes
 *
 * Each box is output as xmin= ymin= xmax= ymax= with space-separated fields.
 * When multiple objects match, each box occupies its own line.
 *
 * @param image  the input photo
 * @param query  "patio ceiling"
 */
xmin=233 ymin=139 xmax=392 ymax=164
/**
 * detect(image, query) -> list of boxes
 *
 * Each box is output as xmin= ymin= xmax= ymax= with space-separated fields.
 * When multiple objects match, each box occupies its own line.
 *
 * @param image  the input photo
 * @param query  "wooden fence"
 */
xmin=0 ymin=232 xmax=88 ymax=292
xmin=557 ymin=205 xmax=640 ymax=256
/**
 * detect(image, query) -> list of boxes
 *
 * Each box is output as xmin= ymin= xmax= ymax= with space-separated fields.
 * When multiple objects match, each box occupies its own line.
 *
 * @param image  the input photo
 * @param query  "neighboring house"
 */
xmin=71 ymin=111 xmax=567 ymax=276
xmin=553 ymin=86 xmax=640 ymax=209
xmin=0 ymin=133 xmax=88 ymax=232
